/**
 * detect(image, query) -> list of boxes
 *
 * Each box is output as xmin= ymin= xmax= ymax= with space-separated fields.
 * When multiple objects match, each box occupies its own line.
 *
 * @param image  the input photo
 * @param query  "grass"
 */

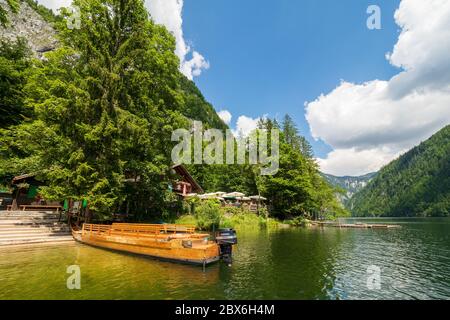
xmin=174 ymin=214 xmax=197 ymax=226
xmin=175 ymin=211 xmax=285 ymax=231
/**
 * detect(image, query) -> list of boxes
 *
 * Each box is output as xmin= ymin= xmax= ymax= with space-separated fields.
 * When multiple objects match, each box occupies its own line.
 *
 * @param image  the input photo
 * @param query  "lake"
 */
xmin=0 ymin=218 xmax=449 ymax=300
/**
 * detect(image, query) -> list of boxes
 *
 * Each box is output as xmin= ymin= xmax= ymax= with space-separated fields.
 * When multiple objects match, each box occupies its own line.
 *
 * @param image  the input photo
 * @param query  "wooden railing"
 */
xmin=112 ymin=223 xmax=196 ymax=234
xmin=82 ymin=224 xmax=112 ymax=235
xmin=81 ymin=223 xmax=196 ymax=236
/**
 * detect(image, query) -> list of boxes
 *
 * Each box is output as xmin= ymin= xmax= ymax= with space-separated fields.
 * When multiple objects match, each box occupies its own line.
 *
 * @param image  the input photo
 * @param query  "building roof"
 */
xmin=249 ymin=195 xmax=267 ymax=201
xmin=12 ymin=173 xmax=37 ymax=184
xmin=224 ymin=192 xmax=245 ymax=198
xmin=172 ymin=165 xmax=204 ymax=194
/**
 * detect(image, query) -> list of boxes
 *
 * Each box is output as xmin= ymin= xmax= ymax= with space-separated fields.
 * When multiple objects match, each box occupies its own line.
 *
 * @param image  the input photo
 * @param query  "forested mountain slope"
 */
xmin=1 ymin=1 xmax=226 ymax=130
xmin=350 ymin=125 xmax=450 ymax=217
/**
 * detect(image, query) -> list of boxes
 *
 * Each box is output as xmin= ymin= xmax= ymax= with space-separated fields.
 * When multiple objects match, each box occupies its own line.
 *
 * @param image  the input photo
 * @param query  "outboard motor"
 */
xmin=215 ymin=228 xmax=238 ymax=265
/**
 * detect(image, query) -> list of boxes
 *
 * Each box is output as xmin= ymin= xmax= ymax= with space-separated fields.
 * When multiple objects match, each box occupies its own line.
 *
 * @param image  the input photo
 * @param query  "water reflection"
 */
xmin=0 ymin=243 xmax=221 ymax=300
xmin=0 ymin=218 xmax=449 ymax=300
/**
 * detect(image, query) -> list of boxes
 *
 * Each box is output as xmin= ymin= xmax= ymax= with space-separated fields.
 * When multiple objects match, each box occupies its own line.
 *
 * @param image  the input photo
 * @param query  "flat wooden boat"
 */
xmin=72 ymin=223 xmax=237 ymax=266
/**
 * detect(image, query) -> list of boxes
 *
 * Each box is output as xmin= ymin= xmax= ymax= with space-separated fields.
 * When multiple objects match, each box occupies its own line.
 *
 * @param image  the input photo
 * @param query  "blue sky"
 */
xmin=182 ymin=0 xmax=401 ymax=158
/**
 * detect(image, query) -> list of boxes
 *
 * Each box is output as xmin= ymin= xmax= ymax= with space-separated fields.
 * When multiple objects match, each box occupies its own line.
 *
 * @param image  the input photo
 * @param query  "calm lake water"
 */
xmin=0 ymin=218 xmax=449 ymax=300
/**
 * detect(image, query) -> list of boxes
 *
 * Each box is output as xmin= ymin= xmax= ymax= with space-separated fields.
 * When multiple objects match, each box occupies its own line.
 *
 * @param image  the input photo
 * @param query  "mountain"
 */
xmin=0 ymin=1 xmax=227 ymax=130
xmin=322 ymin=172 xmax=377 ymax=204
xmin=0 ymin=1 xmax=58 ymax=55
xmin=178 ymin=76 xmax=228 ymax=131
xmin=349 ymin=125 xmax=450 ymax=217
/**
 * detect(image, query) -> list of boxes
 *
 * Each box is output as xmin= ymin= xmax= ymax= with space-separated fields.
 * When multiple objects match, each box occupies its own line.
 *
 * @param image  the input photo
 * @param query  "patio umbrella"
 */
xmin=224 ymin=192 xmax=245 ymax=198
xmin=249 ymin=196 xmax=267 ymax=201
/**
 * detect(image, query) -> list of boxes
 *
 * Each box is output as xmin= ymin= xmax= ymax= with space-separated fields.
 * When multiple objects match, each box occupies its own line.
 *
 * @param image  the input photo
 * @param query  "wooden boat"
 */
xmin=72 ymin=223 xmax=237 ymax=266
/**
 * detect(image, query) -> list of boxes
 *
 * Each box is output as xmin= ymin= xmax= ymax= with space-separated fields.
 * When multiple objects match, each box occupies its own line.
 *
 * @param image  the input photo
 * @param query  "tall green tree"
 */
xmin=259 ymin=134 xmax=315 ymax=218
xmin=257 ymin=116 xmax=348 ymax=219
xmin=282 ymin=114 xmax=314 ymax=159
xmin=2 ymin=0 xmax=188 ymax=217
xmin=0 ymin=38 xmax=32 ymax=129
xmin=282 ymin=114 xmax=300 ymax=150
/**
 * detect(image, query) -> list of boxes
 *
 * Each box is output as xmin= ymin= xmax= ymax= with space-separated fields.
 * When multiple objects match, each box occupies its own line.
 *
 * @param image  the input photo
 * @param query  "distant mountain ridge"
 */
xmin=322 ymin=172 xmax=377 ymax=204
xmin=349 ymin=125 xmax=450 ymax=217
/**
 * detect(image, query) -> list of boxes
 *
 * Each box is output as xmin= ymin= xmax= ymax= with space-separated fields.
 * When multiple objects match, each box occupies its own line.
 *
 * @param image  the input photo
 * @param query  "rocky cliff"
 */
xmin=0 ymin=1 xmax=57 ymax=55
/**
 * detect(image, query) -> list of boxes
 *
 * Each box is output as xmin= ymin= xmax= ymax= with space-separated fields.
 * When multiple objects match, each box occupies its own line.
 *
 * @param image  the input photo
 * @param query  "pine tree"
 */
xmin=281 ymin=114 xmax=315 ymax=160
xmin=282 ymin=114 xmax=299 ymax=149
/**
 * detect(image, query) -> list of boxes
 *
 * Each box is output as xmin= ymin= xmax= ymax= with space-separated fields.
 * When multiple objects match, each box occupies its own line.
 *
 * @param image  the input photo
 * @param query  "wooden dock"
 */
xmin=311 ymin=221 xmax=401 ymax=229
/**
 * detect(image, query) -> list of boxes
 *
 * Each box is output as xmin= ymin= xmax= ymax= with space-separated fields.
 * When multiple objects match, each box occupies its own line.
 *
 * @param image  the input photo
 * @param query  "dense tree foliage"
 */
xmin=350 ymin=125 xmax=450 ymax=217
xmin=186 ymin=115 xmax=348 ymax=220
xmin=179 ymin=76 xmax=228 ymax=131
xmin=1 ymin=0 xmax=190 ymax=218
xmin=0 ymin=38 xmax=32 ymax=129
xmin=255 ymin=118 xmax=348 ymax=220
xmin=0 ymin=0 xmax=347 ymax=221
xmin=282 ymin=114 xmax=313 ymax=159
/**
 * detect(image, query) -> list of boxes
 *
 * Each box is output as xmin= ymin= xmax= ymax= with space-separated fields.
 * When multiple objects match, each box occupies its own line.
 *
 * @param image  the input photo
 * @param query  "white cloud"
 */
xmin=217 ymin=110 xmax=232 ymax=125
xmin=180 ymin=51 xmax=209 ymax=79
xmin=306 ymin=0 xmax=450 ymax=176
xmin=37 ymin=0 xmax=72 ymax=11
xmin=318 ymin=147 xmax=403 ymax=177
xmin=233 ymin=115 xmax=261 ymax=138
xmin=218 ymin=110 xmax=264 ymax=138
xmin=145 ymin=0 xmax=209 ymax=80
xmin=37 ymin=0 xmax=209 ymax=79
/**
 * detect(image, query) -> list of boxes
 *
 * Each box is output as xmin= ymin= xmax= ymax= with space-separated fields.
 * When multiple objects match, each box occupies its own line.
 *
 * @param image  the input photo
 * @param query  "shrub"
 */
xmin=258 ymin=207 xmax=269 ymax=218
xmin=289 ymin=216 xmax=311 ymax=227
xmin=194 ymin=200 xmax=222 ymax=231
xmin=221 ymin=212 xmax=271 ymax=229
xmin=220 ymin=206 xmax=243 ymax=216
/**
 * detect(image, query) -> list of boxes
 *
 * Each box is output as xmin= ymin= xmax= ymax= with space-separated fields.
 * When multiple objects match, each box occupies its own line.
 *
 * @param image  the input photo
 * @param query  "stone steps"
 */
xmin=0 ymin=228 xmax=70 ymax=239
xmin=0 ymin=213 xmax=60 ymax=218
xmin=0 ymin=217 xmax=61 ymax=222
xmin=0 ymin=214 xmax=59 ymax=220
xmin=0 ymin=210 xmax=73 ymax=246
xmin=0 ymin=219 xmax=63 ymax=225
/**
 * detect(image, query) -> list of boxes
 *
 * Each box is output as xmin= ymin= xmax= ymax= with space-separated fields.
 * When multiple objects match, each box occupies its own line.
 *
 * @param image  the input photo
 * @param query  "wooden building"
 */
xmin=8 ymin=173 xmax=61 ymax=211
xmin=171 ymin=165 xmax=204 ymax=197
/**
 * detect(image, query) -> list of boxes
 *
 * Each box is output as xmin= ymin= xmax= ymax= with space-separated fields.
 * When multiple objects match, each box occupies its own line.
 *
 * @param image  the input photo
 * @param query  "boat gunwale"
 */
xmin=79 ymin=224 xmax=212 ymax=242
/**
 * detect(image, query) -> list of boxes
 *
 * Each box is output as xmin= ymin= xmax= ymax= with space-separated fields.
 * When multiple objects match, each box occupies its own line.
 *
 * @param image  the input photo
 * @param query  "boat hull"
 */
xmin=72 ymin=230 xmax=221 ymax=266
